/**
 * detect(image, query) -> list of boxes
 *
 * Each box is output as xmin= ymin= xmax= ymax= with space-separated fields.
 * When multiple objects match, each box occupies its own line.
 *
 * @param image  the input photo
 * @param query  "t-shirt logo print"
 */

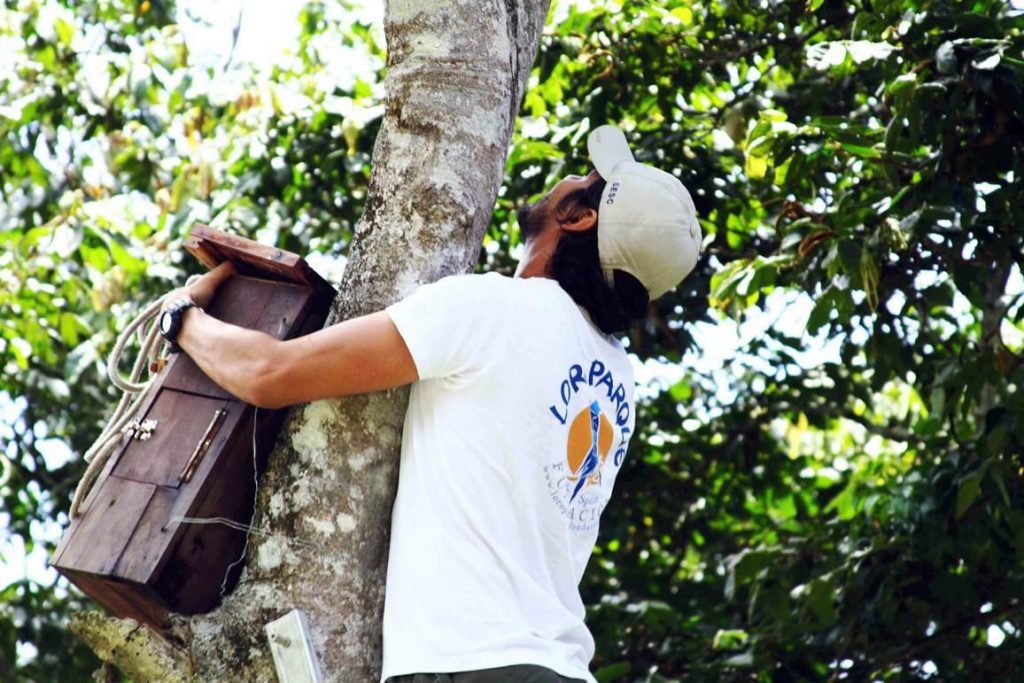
xmin=544 ymin=358 xmax=632 ymax=532
xmin=566 ymin=401 xmax=613 ymax=502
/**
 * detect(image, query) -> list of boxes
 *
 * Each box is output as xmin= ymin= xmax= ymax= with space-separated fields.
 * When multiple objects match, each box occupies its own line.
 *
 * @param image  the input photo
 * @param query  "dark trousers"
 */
xmin=386 ymin=664 xmax=586 ymax=683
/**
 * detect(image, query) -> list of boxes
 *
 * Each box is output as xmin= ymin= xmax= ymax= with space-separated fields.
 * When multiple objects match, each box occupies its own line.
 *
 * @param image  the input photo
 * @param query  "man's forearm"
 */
xmin=168 ymin=286 xmax=417 ymax=408
xmin=176 ymin=308 xmax=282 ymax=407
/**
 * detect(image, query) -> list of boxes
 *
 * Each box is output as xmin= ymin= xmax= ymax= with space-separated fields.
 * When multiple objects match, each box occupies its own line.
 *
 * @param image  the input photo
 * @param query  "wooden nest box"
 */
xmin=51 ymin=224 xmax=336 ymax=630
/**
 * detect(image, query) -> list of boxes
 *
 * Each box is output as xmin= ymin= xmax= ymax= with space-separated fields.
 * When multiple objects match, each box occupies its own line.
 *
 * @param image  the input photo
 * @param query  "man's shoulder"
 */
xmin=411 ymin=273 xmax=574 ymax=320
xmin=435 ymin=271 xmax=509 ymax=288
xmin=420 ymin=272 xmax=512 ymax=302
xmin=436 ymin=272 xmax=566 ymax=300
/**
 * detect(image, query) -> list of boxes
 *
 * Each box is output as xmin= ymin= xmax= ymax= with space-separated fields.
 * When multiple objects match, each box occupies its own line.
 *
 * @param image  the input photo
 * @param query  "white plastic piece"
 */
xmin=266 ymin=609 xmax=324 ymax=683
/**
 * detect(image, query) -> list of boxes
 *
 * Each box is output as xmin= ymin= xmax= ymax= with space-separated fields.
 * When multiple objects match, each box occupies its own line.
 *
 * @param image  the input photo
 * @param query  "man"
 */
xmin=159 ymin=125 xmax=701 ymax=682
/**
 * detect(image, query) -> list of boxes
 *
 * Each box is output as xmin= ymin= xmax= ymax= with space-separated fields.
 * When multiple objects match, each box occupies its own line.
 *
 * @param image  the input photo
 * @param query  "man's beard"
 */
xmin=517 ymin=200 xmax=547 ymax=239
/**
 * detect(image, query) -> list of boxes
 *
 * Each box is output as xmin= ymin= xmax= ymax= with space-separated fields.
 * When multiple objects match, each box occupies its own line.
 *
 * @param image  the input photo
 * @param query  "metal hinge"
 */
xmin=178 ymin=408 xmax=227 ymax=484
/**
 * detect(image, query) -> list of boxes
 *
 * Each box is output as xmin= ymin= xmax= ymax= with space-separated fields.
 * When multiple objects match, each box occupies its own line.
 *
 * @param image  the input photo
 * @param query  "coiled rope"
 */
xmin=70 ymin=279 xmax=198 ymax=518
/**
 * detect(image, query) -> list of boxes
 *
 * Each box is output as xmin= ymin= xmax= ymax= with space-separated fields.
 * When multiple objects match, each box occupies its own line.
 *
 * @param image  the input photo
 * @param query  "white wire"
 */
xmin=165 ymin=411 xmax=323 ymax=595
xmin=217 ymin=407 xmax=260 ymax=597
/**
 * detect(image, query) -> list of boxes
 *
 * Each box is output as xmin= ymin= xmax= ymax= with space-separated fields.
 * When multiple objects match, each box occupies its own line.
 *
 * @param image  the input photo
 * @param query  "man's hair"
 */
xmin=549 ymin=178 xmax=650 ymax=335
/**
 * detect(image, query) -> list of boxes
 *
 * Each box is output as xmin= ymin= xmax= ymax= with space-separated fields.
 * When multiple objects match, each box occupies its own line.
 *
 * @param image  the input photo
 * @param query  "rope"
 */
xmin=70 ymin=279 xmax=199 ymax=517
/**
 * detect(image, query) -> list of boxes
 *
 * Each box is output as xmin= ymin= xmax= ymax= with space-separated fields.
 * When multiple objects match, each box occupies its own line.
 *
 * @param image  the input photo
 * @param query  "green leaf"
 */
xmin=807 ymin=286 xmax=837 ymax=333
xmin=594 ymin=662 xmax=630 ymax=682
xmin=807 ymin=574 xmax=838 ymax=626
xmin=9 ymin=337 xmax=31 ymax=369
xmin=58 ymin=313 xmax=81 ymax=346
xmin=955 ymin=461 xmax=991 ymax=520
xmin=713 ymin=628 xmax=750 ymax=650
xmin=886 ymin=73 xmax=918 ymax=95
xmin=725 ymin=548 xmax=780 ymax=599
xmin=670 ymin=6 xmax=693 ymax=25
xmin=991 ymin=466 xmax=1011 ymax=508
xmin=860 ymin=246 xmax=879 ymax=311
xmin=54 ymin=17 xmax=75 ymax=47
xmin=824 ymin=480 xmax=858 ymax=521
xmin=745 ymin=154 xmax=768 ymax=180
xmin=836 ymin=240 xmax=860 ymax=278
xmin=838 ymin=141 xmax=882 ymax=159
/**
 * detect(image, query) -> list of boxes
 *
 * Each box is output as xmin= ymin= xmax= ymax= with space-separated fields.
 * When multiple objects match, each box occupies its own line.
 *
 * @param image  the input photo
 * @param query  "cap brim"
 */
xmin=588 ymin=125 xmax=634 ymax=178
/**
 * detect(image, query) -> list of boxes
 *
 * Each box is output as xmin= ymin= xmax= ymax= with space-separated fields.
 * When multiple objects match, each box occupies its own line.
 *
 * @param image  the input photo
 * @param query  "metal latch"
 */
xmin=123 ymin=418 xmax=158 ymax=441
xmin=179 ymin=408 xmax=227 ymax=484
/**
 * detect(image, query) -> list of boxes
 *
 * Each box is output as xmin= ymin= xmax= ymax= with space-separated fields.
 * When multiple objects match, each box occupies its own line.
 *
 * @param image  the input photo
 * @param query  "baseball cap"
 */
xmin=587 ymin=125 xmax=702 ymax=300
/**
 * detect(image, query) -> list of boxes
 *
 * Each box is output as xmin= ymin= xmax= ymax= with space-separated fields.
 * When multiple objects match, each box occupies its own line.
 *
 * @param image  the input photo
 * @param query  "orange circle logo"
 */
xmin=565 ymin=401 xmax=613 ymax=501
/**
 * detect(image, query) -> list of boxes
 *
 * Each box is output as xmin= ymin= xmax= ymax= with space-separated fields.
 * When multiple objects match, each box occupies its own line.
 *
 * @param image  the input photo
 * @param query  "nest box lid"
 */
xmin=185 ymin=224 xmax=336 ymax=300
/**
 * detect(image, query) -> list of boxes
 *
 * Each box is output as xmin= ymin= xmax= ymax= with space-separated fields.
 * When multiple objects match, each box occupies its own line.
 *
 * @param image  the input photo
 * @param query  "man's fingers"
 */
xmin=185 ymin=261 xmax=234 ymax=308
xmin=208 ymin=260 xmax=234 ymax=283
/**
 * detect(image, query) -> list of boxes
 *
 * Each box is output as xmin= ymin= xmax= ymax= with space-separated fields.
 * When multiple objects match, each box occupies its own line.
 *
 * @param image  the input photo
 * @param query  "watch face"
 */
xmin=160 ymin=310 xmax=173 ymax=335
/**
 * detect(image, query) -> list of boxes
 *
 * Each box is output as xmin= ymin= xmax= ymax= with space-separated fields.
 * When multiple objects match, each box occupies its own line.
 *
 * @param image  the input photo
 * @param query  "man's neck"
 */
xmin=514 ymin=234 xmax=556 ymax=279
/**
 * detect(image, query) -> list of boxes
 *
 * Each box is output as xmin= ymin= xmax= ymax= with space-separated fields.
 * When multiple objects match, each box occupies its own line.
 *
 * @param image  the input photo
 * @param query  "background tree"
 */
xmin=2 ymin=0 xmax=1023 ymax=681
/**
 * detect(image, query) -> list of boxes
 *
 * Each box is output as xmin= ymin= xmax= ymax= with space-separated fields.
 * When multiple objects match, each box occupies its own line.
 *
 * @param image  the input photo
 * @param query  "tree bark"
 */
xmin=89 ymin=1 xmax=551 ymax=681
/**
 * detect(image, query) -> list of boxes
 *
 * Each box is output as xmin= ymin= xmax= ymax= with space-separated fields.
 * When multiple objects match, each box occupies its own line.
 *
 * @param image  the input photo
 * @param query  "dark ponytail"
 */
xmin=549 ymin=179 xmax=650 ymax=335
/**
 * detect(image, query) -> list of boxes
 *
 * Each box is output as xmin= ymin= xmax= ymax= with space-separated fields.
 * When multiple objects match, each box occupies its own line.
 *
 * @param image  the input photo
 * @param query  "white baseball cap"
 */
xmin=587 ymin=125 xmax=702 ymax=300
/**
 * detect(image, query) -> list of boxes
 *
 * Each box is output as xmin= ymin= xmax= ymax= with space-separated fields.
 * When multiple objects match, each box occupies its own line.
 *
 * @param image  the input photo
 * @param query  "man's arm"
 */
xmin=172 ymin=265 xmax=419 ymax=409
xmin=177 ymin=309 xmax=418 ymax=409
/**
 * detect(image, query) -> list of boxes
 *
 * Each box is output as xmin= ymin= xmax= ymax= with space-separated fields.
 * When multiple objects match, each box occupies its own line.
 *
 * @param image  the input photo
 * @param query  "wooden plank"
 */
xmin=53 ymin=399 xmax=163 ymax=568
xmin=213 ymin=276 xmax=278 ymax=329
xmin=111 ymin=389 xmax=233 ymax=489
xmin=52 ymin=477 xmax=156 ymax=576
xmin=160 ymin=417 xmax=259 ymax=614
xmin=185 ymin=224 xmax=336 ymax=301
xmin=62 ymin=570 xmax=154 ymax=625
xmin=109 ymin=402 xmax=249 ymax=599
xmin=162 ymin=277 xmax=311 ymax=399
xmin=146 ymin=402 xmax=248 ymax=543
xmin=51 ymin=437 xmax=128 ymax=567
xmin=252 ymin=280 xmax=314 ymax=342
xmin=160 ymin=507 xmax=250 ymax=615
xmin=112 ymin=580 xmax=171 ymax=630
xmin=156 ymin=396 xmax=290 ymax=614
xmin=68 ymin=570 xmax=170 ymax=631
xmin=185 ymin=224 xmax=304 ymax=279
xmin=112 ymin=486 xmax=179 ymax=585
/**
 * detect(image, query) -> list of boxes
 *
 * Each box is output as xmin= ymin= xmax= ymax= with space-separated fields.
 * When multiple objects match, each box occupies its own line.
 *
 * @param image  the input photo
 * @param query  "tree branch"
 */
xmin=70 ymin=612 xmax=191 ymax=683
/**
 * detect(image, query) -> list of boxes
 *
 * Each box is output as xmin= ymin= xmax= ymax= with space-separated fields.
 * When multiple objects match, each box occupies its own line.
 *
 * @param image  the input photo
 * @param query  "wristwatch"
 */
xmin=159 ymin=299 xmax=198 ymax=353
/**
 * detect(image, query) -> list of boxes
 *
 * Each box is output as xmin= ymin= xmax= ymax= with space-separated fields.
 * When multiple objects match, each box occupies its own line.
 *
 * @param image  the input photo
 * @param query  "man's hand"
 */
xmin=163 ymin=261 xmax=234 ymax=310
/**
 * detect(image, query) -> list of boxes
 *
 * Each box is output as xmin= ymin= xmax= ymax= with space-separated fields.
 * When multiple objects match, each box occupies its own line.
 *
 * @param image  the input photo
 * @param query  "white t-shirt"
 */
xmin=382 ymin=273 xmax=636 ymax=682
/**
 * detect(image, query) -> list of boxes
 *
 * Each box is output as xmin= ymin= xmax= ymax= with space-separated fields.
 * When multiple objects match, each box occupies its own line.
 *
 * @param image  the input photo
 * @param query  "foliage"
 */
xmin=509 ymin=1 xmax=1024 ymax=680
xmin=2 ymin=0 xmax=1023 ymax=681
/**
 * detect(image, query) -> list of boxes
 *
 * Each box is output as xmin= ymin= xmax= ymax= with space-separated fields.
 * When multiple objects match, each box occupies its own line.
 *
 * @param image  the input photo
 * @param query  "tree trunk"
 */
xmin=76 ymin=1 xmax=551 ymax=681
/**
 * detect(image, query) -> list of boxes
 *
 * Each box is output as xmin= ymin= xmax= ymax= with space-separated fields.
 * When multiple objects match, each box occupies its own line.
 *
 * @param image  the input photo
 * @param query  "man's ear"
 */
xmin=560 ymin=207 xmax=597 ymax=233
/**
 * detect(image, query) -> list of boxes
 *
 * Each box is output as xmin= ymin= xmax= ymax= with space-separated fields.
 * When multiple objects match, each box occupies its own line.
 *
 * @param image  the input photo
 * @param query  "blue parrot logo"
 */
xmin=569 ymin=401 xmax=603 ymax=502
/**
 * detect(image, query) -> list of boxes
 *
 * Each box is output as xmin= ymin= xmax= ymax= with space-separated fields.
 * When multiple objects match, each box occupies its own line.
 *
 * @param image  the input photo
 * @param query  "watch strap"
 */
xmin=161 ymin=299 xmax=197 ymax=353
